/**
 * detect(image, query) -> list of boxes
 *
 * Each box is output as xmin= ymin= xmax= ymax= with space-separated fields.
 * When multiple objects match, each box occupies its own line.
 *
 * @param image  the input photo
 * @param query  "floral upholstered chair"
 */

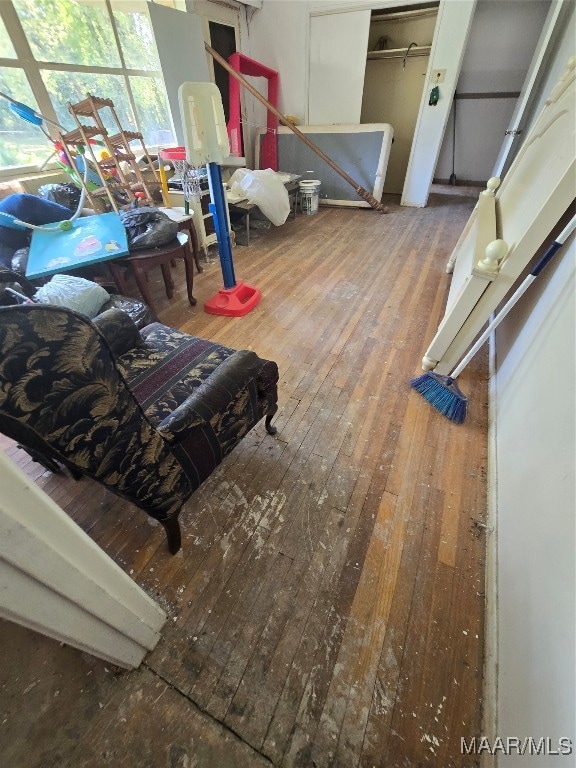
xmin=0 ymin=304 xmax=279 ymax=554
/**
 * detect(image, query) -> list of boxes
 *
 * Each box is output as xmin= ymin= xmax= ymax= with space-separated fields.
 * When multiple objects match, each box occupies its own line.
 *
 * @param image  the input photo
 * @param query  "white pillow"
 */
xmin=35 ymin=274 xmax=110 ymax=319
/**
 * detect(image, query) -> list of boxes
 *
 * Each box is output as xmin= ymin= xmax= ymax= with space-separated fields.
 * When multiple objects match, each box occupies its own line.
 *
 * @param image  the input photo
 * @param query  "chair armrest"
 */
xmin=92 ymin=307 xmax=142 ymax=356
xmin=157 ymin=350 xmax=263 ymax=438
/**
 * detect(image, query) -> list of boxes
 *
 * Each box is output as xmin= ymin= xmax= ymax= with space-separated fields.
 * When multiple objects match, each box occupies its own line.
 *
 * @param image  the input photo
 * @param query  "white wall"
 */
xmin=244 ymin=0 xmax=310 ymax=164
xmin=493 ymin=219 xmax=575 ymax=765
xmin=434 ymin=0 xmax=551 ymax=184
xmin=245 ymin=0 xmax=310 ymax=118
xmin=492 ymin=8 xmax=575 ymax=762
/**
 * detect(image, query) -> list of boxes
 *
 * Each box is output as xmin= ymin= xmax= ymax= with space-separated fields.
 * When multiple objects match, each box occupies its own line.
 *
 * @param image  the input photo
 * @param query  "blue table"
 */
xmin=25 ymin=212 xmax=129 ymax=280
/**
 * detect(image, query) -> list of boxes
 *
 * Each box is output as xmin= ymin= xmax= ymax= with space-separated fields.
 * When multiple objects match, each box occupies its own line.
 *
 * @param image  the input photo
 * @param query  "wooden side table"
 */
xmin=157 ymin=207 xmax=203 ymax=273
xmin=109 ymin=232 xmax=196 ymax=315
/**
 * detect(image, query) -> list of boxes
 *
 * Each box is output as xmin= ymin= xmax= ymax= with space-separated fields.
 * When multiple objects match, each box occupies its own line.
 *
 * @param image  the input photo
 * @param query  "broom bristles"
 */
xmin=410 ymin=371 xmax=468 ymax=424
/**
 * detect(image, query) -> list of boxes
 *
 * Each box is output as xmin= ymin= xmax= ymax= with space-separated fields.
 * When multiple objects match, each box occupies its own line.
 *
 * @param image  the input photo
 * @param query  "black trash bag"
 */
xmin=37 ymin=182 xmax=82 ymax=211
xmin=119 ymin=206 xmax=179 ymax=250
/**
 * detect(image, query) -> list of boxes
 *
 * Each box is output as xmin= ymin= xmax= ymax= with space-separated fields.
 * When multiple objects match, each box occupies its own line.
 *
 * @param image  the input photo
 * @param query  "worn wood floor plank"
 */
xmin=2 ymin=191 xmax=487 ymax=768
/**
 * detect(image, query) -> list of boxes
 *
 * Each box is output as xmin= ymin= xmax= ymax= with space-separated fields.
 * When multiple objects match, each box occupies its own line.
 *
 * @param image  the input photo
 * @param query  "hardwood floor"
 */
xmin=0 ymin=191 xmax=488 ymax=767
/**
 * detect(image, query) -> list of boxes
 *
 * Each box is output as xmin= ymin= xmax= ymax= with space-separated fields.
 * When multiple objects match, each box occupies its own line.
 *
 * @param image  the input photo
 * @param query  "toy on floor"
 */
xmin=177 ymin=82 xmax=261 ymax=317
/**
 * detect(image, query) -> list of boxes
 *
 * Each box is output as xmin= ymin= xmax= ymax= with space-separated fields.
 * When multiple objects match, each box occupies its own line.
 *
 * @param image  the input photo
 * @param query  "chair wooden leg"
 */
xmin=19 ymin=446 xmax=62 ymax=474
xmin=131 ymin=264 xmax=156 ymax=315
xmin=265 ymin=405 xmax=278 ymax=435
xmin=108 ymin=262 xmax=130 ymax=296
xmin=187 ymin=221 xmax=203 ymax=273
xmin=182 ymin=243 xmax=197 ymax=306
xmin=161 ymin=263 xmax=174 ymax=298
xmin=161 ymin=515 xmax=182 ymax=554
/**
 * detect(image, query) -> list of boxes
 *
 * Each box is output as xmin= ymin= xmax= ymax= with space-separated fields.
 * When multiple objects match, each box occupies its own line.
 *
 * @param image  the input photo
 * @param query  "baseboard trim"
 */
xmin=481 ymin=331 xmax=499 ymax=768
xmin=433 ymin=177 xmax=485 ymax=187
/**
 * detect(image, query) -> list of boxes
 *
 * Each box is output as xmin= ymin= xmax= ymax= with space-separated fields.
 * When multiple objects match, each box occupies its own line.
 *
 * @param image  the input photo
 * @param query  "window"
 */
xmin=0 ymin=67 xmax=49 ymax=168
xmin=14 ymin=0 xmax=122 ymax=68
xmin=0 ymin=15 xmax=16 ymax=58
xmin=0 ymin=0 xmax=176 ymax=174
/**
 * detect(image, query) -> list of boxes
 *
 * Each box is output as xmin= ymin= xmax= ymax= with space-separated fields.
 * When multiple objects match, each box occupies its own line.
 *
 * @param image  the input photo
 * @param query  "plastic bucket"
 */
xmin=299 ymin=180 xmax=321 ymax=215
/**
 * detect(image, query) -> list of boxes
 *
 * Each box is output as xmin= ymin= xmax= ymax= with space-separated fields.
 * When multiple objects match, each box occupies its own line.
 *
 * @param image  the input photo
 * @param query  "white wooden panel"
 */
xmin=0 ymin=560 xmax=153 ymax=669
xmin=491 ymin=0 xmax=566 ymax=178
xmin=148 ymin=3 xmax=210 ymax=146
xmin=422 ymin=181 xmax=499 ymax=369
xmin=402 ymin=0 xmax=477 ymax=206
xmin=308 ymin=10 xmax=370 ymax=125
xmin=0 ymin=453 xmax=166 ymax=668
xmin=422 ymin=57 xmax=576 ymax=375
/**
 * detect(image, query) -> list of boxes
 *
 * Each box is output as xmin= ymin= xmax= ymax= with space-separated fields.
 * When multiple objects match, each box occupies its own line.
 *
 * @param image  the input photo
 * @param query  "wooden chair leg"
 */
xmin=161 ymin=515 xmax=182 ymax=554
xmin=131 ymin=264 xmax=156 ymax=314
xmin=187 ymin=221 xmax=203 ymax=273
xmin=182 ymin=243 xmax=197 ymax=306
xmin=19 ymin=445 xmax=62 ymax=474
xmin=108 ymin=262 xmax=130 ymax=296
xmin=160 ymin=263 xmax=174 ymax=298
xmin=265 ymin=405 xmax=278 ymax=435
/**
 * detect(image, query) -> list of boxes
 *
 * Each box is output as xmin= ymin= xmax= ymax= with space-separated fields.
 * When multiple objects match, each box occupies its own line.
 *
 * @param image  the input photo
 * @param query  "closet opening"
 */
xmin=360 ymin=3 xmax=439 ymax=195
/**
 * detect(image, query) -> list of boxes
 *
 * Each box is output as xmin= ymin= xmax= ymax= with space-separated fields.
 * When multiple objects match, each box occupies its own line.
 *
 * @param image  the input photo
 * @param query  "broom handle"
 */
xmin=205 ymin=44 xmax=388 ymax=213
xmin=450 ymin=214 xmax=576 ymax=380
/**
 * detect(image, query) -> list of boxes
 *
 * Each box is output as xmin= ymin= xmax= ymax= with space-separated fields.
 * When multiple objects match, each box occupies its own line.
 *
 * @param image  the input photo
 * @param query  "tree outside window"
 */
xmin=0 ymin=0 xmax=175 ymax=172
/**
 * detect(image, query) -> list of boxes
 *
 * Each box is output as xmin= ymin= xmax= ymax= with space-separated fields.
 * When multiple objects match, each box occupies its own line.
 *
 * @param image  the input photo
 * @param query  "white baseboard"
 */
xmin=481 ymin=332 xmax=499 ymax=768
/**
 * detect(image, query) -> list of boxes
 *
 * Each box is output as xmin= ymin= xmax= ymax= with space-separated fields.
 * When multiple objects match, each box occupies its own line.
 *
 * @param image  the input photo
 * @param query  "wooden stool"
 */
xmin=109 ymin=231 xmax=196 ymax=315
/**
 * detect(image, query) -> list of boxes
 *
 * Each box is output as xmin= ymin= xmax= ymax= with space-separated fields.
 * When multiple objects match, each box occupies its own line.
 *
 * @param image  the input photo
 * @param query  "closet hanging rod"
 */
xmin=367 ymin=45 xmax=431 ymax=60
xmin=371 ymin=8 xmax=438 ymax=22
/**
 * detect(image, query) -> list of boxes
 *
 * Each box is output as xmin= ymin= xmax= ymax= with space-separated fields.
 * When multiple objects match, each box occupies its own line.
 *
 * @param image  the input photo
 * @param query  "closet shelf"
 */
xmin=367 ymin=45 xmax=431 ymax=60
xmin=371 ymin=7 xmax=438 ymax=23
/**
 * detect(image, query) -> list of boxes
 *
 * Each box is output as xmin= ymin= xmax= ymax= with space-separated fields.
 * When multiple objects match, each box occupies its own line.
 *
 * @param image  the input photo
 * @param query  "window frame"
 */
xmin=0 ymin=0 xmax=176 ymax=178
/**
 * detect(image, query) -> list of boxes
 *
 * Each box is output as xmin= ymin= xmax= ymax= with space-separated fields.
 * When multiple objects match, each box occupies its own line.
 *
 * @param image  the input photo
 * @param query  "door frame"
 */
xmin=401 ymin=0 xmax=477 ymax=206
xmin=491 ymin=0 xmax=567 ymax=179
xmin=307 ymin=0 xmax=477 ymax=207
xmin=189 ymin=0 xmax=248 ymax=154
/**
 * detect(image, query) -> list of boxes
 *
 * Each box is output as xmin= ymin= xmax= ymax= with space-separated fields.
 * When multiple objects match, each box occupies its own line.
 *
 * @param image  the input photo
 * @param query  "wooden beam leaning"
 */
xmin=205 ymin=44 xmax=389 ymax=214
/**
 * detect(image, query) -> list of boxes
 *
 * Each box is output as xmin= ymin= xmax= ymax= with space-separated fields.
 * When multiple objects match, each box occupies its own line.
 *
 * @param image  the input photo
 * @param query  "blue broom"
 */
xmin=411 ymin=214 xmax=576 ymax=423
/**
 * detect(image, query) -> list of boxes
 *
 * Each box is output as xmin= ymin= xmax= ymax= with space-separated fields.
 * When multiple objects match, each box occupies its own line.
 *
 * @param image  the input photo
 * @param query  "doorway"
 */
xmin=192 ymin=0 xmax=242 ymax=123
xmin=433 ymin=0 xmax=553 ymax=187
xmin=306 ymin=1 xmax=476 ymax=207
xmin=360 ymin=4 xmax=439 ymax=195
xmin=208 ymin=21 xmax=236 ymax=122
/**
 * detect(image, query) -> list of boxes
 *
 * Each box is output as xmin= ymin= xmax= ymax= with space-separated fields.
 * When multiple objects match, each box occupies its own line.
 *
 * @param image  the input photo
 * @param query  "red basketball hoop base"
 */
xmin=204 ymin=280 xmax=262 ymax=317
